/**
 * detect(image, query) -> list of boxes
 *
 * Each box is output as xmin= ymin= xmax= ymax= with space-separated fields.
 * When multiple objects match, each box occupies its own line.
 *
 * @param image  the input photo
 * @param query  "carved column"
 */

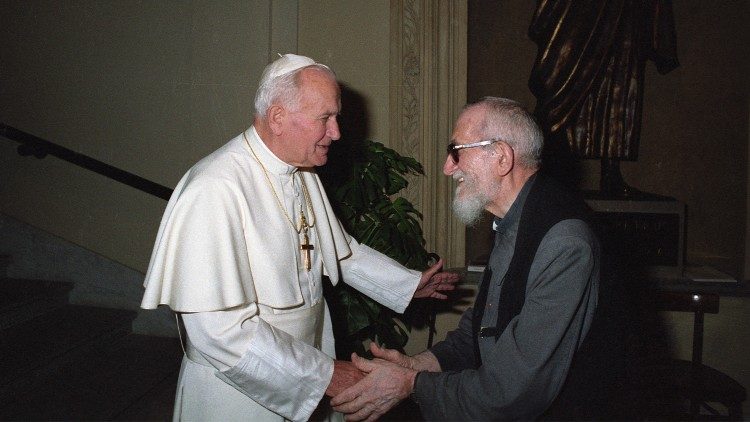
xmin=389 ymin=0 xmax=467 ymax=268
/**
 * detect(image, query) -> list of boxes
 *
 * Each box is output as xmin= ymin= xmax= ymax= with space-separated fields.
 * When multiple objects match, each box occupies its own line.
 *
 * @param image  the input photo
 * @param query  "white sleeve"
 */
xmin=339 ymin=238 xmax=421 ymax=313
xmin=182 ymin=305 xmax=333 ymax=422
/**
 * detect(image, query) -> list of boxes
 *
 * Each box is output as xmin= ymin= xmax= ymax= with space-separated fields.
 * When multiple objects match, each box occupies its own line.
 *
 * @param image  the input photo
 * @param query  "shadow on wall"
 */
xmin=319 ymin=83 xmax=371 ymax=184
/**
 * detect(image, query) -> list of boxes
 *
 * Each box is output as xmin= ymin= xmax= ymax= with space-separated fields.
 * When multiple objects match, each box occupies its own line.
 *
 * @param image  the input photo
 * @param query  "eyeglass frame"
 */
xmin=446 ymin=138 xmax=503 ymax=163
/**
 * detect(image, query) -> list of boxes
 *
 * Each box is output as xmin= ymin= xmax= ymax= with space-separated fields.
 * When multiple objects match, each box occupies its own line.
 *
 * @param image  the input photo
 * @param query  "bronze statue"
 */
xmin=528 ymin=0 xmax=678 ymax=196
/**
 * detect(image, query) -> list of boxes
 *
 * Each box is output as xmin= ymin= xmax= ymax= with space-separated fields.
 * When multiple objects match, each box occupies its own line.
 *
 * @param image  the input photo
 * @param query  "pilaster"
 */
xmin=389 ymin=0 xmax=467 ymax=267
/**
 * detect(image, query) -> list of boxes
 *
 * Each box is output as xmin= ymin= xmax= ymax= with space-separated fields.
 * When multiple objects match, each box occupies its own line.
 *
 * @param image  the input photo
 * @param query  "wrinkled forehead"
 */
xmin=297 ymin=68 xmax=340 ymax=96
xmin=452 ymin=106 xmax=488 ymax=142
xmin=293 ymin=68 xmax=341 ymax=112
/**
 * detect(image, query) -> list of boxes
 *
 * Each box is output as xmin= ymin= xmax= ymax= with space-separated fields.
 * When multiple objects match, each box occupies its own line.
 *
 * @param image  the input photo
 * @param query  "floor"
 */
xmin=0 ymin=277 xmax=422 ymax=421
xmin=0 ymin=300 xmax=182 ymax=421
xmin=0 ymin=260 xmax=410 ymax=421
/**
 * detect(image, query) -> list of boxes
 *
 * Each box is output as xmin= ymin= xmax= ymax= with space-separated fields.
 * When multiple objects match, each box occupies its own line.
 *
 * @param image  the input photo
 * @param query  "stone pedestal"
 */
xmin=585 ymin=193 xmax=686 ymax=279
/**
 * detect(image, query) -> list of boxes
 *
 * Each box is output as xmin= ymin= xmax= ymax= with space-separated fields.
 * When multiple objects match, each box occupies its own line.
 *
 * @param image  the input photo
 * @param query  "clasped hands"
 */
xmin=326 ymin=343 xmax=419 ymax=422
xmin=325 ymin=258 xmax=457 ymax=420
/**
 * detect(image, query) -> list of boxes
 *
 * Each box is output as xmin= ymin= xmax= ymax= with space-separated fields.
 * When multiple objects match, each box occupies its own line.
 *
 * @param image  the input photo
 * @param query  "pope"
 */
xmin=141 ymin=53 xmax=459 ymax=422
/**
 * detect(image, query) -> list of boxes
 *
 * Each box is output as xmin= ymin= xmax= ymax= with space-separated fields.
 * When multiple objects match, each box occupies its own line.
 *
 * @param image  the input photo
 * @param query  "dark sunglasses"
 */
xmin=446 ymin=138 xmax=502 ymax=163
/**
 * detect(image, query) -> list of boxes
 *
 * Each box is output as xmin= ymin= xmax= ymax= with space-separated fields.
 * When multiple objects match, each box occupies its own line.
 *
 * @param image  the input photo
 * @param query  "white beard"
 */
xmin=453 ymin=171 xmax=500 ymax=227
xmin=452 ymin=195 xmax=487 ymax=226
xmin=452 ymin=173 xmax=491 ymax=226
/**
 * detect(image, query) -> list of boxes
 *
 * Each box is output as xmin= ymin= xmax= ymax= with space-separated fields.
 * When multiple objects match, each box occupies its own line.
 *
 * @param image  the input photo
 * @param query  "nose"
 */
xmin=443 ymin=154 xmax=457 ymax=176
xmin=327 ymin=117 xmax=341 ymax=141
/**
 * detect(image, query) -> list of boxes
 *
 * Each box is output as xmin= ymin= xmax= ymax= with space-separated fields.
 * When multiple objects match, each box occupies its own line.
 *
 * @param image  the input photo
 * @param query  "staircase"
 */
xmin=0 ymin=254 xmax=181 ymax=421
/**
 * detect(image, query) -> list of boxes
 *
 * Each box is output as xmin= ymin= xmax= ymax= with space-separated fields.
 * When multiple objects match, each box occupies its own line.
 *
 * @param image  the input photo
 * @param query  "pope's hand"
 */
xmin=326 ymin=360 xmax=365 ymax=397
xmin=414 ymin=258 xmax=460 ymax=299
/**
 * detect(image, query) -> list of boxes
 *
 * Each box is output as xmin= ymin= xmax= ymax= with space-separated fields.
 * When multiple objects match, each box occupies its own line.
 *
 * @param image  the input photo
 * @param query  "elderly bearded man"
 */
xmin=141 ymin=54 xmax=459 ymax=422
xmin=331 ymin=97 xmax=603 ymax=420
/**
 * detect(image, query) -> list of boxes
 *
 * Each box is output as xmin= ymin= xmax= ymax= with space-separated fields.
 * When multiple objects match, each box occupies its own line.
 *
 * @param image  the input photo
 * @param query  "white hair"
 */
xmin=254 ymin=55 xmax=336 ymax=117
xmin=466 ymin=97 xmax=543 ymax=168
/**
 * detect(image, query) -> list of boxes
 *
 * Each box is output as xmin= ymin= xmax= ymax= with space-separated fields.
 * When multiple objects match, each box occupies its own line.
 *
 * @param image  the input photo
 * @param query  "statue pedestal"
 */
xmin=585 ymin=193 xmax=686 ymax=279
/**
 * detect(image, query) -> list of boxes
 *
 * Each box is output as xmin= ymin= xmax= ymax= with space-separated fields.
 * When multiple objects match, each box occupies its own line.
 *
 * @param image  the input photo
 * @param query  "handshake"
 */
xmin=325 ymin=343 xmax=440 ymax=421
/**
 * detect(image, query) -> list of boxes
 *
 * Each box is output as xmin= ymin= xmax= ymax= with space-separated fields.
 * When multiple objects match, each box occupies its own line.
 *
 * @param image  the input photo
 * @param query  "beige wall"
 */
xmin=0 ymin=0 xmax=291 ymax=271
xmin=0 ymin=0 xmax=394 ymax=272
xmin=298 ymin=0 xmax=391 ymax=146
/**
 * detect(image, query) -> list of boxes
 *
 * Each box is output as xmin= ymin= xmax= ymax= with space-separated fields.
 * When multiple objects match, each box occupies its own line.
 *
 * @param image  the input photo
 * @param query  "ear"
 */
xmin=495 ymin=141 xmax=514 ymax=177
xmin=267 ymin=105 xmax=286 ymax=136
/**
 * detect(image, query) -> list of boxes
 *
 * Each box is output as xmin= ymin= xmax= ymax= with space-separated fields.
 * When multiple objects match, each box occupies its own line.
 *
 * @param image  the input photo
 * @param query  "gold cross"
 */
xmin=300 ymin=231 xmax=314 ymax=271
xmin=300 ymin=213 xmax=314 ymax=271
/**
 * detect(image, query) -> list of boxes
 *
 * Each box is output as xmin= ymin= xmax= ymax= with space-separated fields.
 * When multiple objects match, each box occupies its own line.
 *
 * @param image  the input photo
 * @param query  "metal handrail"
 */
xmin=1 ymin=123 xmax=173 ymax=200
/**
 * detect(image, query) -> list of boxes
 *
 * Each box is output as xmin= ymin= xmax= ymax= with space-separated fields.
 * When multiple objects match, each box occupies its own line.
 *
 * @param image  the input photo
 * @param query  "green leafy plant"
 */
xmin=320 ymin=139 xmax=430 ymax=358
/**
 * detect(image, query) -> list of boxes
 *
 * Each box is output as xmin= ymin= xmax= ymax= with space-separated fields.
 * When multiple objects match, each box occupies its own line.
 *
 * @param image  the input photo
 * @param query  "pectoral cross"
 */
xmin=300 ymin=213 xmax=314 ymax=271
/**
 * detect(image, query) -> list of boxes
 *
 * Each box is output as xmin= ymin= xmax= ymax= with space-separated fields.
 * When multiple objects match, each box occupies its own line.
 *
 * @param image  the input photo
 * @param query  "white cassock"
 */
xmin=141 ymin=127 xmax=420 ymax=422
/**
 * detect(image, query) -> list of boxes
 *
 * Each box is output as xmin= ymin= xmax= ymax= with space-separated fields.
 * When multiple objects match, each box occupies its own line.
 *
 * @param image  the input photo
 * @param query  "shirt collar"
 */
xmin=246 ymin=126 xmax=297 ymax=176
xmin=492 ymin=173 xmax=537 ymax=232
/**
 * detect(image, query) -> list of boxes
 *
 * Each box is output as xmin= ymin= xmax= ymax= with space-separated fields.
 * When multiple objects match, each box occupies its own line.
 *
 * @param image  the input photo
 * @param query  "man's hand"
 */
xmin=368 ymin=342 xmax=415 ymax=369
xmin=326 ymin=360 xmax=365 ymax=397
xmin=331 ymin=353 xmax=417 ymax=421
xmin=414 ymin=258 xmax=460 ymax=299
xmin=370 ymin=342 xmax=442 ymax=373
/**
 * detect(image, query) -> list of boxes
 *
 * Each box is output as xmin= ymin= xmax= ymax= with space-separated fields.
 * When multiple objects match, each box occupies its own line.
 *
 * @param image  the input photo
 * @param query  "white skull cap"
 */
xmin=265 ymin=53 xmax=322 ymax=80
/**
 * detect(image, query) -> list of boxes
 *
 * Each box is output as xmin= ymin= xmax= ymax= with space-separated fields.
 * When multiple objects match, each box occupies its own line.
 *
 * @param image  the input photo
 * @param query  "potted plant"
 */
xmin=319 ymin=139 xmax=430 ymax=358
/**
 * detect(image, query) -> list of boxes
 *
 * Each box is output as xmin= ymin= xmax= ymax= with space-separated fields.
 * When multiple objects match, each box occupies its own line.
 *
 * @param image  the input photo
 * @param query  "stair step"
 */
xmin=0 ymin=305 xmax=137 ymax=391
xmin=0 ymin=254 xmax=10 ymax=277
xmin=0 ymin=278 xmax=74 ymax=330
xmin=114 ymin=361 xmax=181 ymax=421
xmin=0 ymin=333 xmax=182 ymax=421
